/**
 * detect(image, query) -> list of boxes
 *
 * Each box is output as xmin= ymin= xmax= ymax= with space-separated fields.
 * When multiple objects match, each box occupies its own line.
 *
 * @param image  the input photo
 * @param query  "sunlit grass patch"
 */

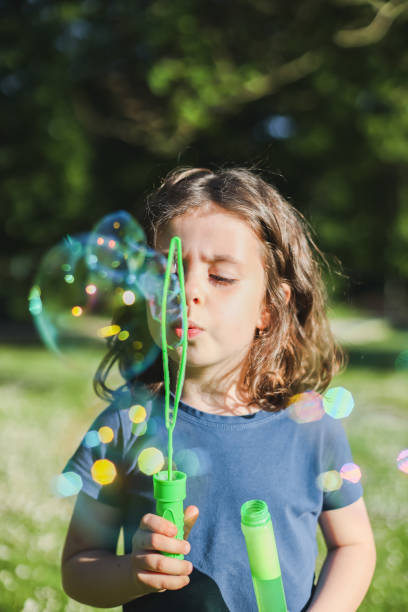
xmin=1 ymin=323 xmax=407 ymax=610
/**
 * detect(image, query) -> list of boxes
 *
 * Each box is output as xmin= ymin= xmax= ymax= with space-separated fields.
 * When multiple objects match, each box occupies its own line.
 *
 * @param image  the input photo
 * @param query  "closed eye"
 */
xmin=210 ymin=275 xmax=236 ymax=285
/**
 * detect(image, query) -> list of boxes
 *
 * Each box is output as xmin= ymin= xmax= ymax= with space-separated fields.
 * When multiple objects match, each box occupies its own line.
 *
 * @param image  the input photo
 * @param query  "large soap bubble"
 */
xmin=28 ymin=211 xmax=184 ymax=376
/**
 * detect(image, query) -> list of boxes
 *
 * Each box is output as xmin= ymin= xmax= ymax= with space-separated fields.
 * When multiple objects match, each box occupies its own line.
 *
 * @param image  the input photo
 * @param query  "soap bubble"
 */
xmin=323 ymin=387 xmax=354 ymax=419
xmin=28 ymin=211 xmax=185 ymax=375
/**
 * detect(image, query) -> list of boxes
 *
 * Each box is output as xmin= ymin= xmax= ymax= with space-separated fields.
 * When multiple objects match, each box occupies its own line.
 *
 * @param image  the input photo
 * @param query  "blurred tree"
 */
xmin=1 ymin=0 xmax=407 ymax=321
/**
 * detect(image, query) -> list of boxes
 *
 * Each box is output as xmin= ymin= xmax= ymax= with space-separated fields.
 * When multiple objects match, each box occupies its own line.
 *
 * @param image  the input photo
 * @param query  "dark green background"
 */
xmin=2 ymin=0 xmax=408 ymax=325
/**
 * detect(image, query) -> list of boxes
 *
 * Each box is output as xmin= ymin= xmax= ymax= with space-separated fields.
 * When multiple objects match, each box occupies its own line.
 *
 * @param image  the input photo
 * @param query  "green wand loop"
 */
xmin=153 ymin=236 xmax=189 ymax=559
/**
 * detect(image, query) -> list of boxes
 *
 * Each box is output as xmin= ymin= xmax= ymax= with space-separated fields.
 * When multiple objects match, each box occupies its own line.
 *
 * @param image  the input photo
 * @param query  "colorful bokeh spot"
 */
xmin=132 ymin=421 xmax=148 ymax=437
xmin=98 ymin=324 xmax=121 ymax=338
xmin=316 ymin=470 xmax=343 ymax=492
xmin=123 ymin=290 xmax=136 ymax=305
xmin=118 ymin=330 xmax=130 ymax=341
xmin=397 ymin=449 xmax=408 ymax=474
xmin=52 ymin=471 xmax=83 ymax=497
xmin=91 ymin=459 xmax=117 ymax=485
xmin=340 ymin=462 xmax=362 ymax=484
xmin=71 ymin=305 xmax=83 ymax=317
xmin=323 ymin=387 xmax=354 ymax=419
xmin=85 ymin=284 xmax=97 ymax=295
xmin=174 ymin=448 xmax=201 ymax=477
xmin=98 ymin=426 xmax=114 ymax=443
xmin=84 ymin=430 xmax=100 ymax=448
xmin=137 ymin=447 xmax=164 ymax=475
xmin=129 ymin=404 xmax=146 ymax=423
xmin=287 ymin=390 xmax=325 ymax=424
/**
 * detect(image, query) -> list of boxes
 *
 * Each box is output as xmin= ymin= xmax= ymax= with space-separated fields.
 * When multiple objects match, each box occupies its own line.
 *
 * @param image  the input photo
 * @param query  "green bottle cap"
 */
xmin=153 ymin=470 xmax=187 ymax=502
xmin=241 ymin=499 xmax=271 ymax=527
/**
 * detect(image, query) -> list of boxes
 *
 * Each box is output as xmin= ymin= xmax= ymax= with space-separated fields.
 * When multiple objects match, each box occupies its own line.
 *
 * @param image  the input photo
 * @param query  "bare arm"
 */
xmin=61 ymin=492 xmax=198 ymax=608
xmin=61 ymin=492 xmax=140 ymax=607
xmin=307 ymin=497 xmax=376 ymax=612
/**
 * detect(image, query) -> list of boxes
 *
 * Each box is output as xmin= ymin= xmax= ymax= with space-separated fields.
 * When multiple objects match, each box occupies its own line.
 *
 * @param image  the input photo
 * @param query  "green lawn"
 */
xmin=0 ymin=310 xmax=407 ymax=610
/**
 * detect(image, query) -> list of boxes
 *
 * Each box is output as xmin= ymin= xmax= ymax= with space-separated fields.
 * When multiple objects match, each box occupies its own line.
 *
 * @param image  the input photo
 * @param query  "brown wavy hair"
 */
xmin=94 ymin=166 xmax=346 ymax=412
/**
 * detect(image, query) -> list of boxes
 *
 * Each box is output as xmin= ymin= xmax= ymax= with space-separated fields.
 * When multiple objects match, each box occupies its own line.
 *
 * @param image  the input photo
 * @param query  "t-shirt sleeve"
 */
xmin=61 ymin=403 xmax=127 ymax=509
xmin=320 ymin=415 xmax=364 ymax=511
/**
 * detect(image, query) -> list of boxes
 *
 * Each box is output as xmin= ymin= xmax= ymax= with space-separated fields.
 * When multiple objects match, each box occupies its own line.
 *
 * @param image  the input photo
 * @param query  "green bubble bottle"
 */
xmin=241 ymin=500 xmax=288 ymax=612
xmin=153 ymin=236 xmax=189 ymax=560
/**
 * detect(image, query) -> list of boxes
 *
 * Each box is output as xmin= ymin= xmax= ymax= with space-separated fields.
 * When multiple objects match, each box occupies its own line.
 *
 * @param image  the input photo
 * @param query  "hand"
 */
xmin=131 ymin=506 xmax=199 ymax=595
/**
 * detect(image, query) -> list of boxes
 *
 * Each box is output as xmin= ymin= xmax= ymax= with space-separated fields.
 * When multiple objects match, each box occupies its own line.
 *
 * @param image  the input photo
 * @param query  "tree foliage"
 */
xmin=1 ymin=0 xmax=408 ymax=320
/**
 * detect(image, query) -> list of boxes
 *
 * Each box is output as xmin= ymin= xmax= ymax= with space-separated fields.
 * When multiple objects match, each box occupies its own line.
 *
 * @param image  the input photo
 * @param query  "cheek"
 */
xmin=214 ymin=291 xmax=258 ymax=329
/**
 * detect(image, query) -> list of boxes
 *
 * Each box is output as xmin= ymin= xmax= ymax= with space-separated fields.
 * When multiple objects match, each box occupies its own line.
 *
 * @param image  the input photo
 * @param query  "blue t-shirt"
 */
xmin=62 ymin=385 xmax=363 ymax=612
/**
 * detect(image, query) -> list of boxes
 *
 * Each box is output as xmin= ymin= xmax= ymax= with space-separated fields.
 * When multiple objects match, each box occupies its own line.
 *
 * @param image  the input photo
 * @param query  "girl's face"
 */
xmin=148 ymin=202 xmax=271 ymax=374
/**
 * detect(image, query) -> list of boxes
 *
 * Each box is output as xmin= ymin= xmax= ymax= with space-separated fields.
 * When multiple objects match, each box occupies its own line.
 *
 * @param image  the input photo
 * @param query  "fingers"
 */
xmin=134 ymin=552 xmax=193 ymax=577
xmin=134 ymin=529 xmax=191 ymax=556
xmin=183 ymin=505 xmax=199 ymax=541
xmin=136 ymin=570 xmax=191 ymax=592
xmin=139 ymin=513 xmax=178 ymax=537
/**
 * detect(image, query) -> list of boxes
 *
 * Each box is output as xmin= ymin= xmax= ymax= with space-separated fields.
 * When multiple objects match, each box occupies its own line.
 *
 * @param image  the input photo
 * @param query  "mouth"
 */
xmin=173 ymin=326 xmax=203 ymax=339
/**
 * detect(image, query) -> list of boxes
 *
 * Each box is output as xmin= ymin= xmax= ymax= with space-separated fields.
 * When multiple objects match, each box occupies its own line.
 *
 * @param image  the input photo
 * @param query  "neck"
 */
xmin=168 ymin=353 xmax=260 ymax=416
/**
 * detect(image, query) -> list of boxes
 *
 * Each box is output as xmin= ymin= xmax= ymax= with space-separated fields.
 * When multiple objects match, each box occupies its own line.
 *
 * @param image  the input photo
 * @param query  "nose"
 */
xmin=183 ymin=264 xmax=202 ymax=307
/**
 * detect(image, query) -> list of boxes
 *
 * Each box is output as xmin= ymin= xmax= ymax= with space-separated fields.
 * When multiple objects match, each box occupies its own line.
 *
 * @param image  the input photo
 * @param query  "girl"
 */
xmin=61 ymin=168 xmax=376 ymax=612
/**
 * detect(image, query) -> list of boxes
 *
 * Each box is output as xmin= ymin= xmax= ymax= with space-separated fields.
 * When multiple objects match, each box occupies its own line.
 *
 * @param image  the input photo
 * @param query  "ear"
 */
xmin=256 ymin=282 xmax=291 ymax=332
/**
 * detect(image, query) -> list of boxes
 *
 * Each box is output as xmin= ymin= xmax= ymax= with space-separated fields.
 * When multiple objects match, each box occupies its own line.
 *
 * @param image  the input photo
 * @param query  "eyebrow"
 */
xmin=162 ymin=251 xmax=242 ymax=266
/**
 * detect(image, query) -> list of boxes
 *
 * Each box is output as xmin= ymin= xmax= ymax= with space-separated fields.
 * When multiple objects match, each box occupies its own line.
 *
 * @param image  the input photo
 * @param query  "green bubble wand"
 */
xmin=152 ymin=236 xmax=189 ymax=559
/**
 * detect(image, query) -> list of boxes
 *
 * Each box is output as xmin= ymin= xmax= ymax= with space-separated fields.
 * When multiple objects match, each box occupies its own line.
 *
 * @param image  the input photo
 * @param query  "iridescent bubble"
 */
xmin=397 ymin=449 xmax=408 ymax=474
xmin=29 ymin=211 xmax=185 ymax=377
xmin=323 ymin=387 xmax=354 ymax=419
xmin=316 ymin=470 xmax=343 ymax=492
xmin=395 ymin=350 xmax=408 ymax=370
xmin=340 ymin=462 xmax=362 ymax=484
xmin=287 ymin=391 xmax=325 ymax=424
xmin=90 ymin=210 xmax=146 ymax=259
xmin=29 ymin=233 xmax=159 ymax=374
xmin=137 ymin=447 xmax=165 ymax=475
xmin=91 ymin=459 xmax=117 ymax=485
xmin=51 ymin=472 xmax=83 ymax=497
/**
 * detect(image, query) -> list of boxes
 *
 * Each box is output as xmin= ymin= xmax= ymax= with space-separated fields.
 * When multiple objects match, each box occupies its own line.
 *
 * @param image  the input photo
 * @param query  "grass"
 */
xmin=0 ymin=306 xmax=407 ymax=610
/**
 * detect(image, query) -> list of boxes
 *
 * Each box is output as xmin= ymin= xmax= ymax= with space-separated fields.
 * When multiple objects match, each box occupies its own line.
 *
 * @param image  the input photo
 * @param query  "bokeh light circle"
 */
xmin=340 ymin=462 xmax=362 ymax=483
xmin=397 ymin=449 xmax=408 ymax=474
xmin=91 ymin=459 xmax=117 ymax=485
xmin=129 ymin=404 xmax=147 ymax=423
xmin=52 ymin=472 xmax=83 ymax=497
xmin=316 ymin=470 xmax=343 ymax=492
xmin=137 ymin=447 xmax=164 ymax=475
xmin=287 ymin=391 xmax=325 ymax=424
xmin=98 ymin=426 xmax=114 ymax=443
xmin=323 ymin=387 xmax=354 ymax=419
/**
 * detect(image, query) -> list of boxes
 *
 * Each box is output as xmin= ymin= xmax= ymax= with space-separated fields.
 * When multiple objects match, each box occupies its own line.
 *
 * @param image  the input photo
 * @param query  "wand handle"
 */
xmin=153 ymin=470 xmax=187 ymax=559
